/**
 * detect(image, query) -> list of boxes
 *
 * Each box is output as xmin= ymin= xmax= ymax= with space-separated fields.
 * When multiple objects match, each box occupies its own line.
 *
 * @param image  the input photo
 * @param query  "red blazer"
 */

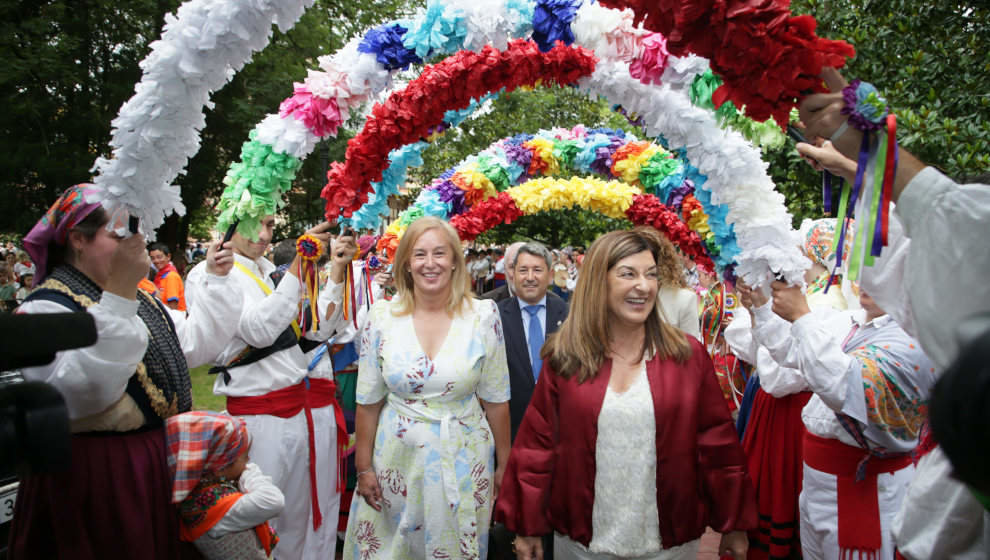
xmin=495 ymin=336 xmax=757 ymax=548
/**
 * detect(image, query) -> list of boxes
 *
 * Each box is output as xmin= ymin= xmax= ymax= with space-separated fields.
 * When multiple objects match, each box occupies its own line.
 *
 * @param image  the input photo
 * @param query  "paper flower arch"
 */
xmin=374 ymin=126 xmax=735 ymax=276
xmin=91 ymin=0 xmax=850 ymax=286
xmin=440 ymin=177 xmax=719 ymax=275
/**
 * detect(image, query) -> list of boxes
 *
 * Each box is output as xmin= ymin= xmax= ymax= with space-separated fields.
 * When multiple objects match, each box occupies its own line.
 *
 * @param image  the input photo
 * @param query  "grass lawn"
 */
xmin=189 ymin=364 xmax=226 ymax=412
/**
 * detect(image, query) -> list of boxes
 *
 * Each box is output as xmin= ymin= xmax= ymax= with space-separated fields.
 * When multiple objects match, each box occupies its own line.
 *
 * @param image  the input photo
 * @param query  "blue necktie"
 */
xmin=524 ymin=304 xmax=545 ymax=380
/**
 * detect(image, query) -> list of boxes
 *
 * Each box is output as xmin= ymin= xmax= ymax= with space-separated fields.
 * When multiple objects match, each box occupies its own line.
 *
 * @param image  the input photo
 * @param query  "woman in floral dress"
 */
xmin=343 ymin=216 xmax=511 ymax=560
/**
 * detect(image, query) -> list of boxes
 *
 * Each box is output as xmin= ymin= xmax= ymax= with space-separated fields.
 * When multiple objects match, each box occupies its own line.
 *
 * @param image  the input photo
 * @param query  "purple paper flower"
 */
xmin=532 ymin=0 xmax=581 ymax=52
xmin=841 ymin=79 xmax=888 ymax=132
xmin=667 ymin=181 xmax=695 ymax=211
xmin=358 ymin=24 xmax=422 ymax=71
xmin=433 ymin=179 xmax=467 ymax=215
xmin=502 ymin=143 xmax=533 ymax=176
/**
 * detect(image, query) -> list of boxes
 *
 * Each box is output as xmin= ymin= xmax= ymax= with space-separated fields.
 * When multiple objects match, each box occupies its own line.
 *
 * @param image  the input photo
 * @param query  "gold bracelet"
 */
xmin=356 ymin=468 xmax=375 ymax=477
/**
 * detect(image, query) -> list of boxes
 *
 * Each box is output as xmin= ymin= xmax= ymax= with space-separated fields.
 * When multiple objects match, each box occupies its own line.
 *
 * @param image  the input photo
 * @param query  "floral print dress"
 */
xmin=343 ymin=298 xmax=510 ymax=560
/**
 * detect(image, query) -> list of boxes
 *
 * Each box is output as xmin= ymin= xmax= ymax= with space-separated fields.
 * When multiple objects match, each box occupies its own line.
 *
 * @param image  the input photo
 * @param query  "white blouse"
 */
xmin=590 ymin=363 xmax=661 ymax=556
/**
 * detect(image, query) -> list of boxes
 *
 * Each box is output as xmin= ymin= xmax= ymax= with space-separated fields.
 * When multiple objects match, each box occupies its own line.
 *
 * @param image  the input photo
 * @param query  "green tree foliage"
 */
xmin=0 ymin=0 xmax=180 ymax=234
xmin=0 ymin=0 xmax=419 ymax=252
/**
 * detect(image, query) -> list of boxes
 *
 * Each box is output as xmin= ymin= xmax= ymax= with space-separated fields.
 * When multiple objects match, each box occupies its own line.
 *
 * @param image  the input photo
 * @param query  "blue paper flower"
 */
xmin=415 ymin=189 xmax=452 ymax=218
xmin=532 ymin=0 xmax=581 ymax=52
xmin=403 ymin=2 xmax=467 ymax=59
xmin=358 ymin=23 xmax=423 ymax=71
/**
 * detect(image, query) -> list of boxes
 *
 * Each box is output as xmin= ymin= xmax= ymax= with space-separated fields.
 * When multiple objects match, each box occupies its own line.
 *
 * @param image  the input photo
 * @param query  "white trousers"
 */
xmin=798 ymin=461 xmax=913 ymax=560
xmin=240 ymin=405 xmax=340 ymax=560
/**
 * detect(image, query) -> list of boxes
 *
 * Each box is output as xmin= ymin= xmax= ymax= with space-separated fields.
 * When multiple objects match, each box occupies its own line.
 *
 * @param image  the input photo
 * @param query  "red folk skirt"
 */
xmin=741 ymin=389 xmax=812 ymax=560
xmin=8 ymin=427 xmax=201 ymax=560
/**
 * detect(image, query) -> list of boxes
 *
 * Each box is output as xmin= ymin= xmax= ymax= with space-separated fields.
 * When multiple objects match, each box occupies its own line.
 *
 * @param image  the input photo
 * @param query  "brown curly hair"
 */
xmin=651 ymin=228 xmax=688 ymax=289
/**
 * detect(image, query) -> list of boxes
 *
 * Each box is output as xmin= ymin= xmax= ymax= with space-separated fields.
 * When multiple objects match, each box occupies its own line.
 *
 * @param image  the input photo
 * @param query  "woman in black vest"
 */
xmin=10 ymin=184 xmax=236 ymax=559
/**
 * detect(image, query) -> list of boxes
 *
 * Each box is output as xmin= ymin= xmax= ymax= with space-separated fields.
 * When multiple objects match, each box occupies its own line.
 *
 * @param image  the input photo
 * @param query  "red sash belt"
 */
xmin=803 ymin=431 xmax=912 ymax=560
xmin=227 ymin=378 xmax=347 ymax=531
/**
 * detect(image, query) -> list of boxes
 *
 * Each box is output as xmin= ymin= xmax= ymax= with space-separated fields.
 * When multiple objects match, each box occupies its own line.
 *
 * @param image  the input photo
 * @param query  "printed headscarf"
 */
xmin=802 ymin=218 xmax=839 ymax=270
xmin=166 ymin=411 xmax=249 ymax=503
xmin=23 ymin=184 xmax=104 ymax=287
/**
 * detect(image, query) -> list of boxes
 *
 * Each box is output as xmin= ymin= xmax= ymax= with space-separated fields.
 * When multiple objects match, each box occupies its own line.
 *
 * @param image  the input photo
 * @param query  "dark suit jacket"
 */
xmin=478 ymin=283 xmax=511 ymax=302
xmin=498 ymin=291 xmax=568 ymax=441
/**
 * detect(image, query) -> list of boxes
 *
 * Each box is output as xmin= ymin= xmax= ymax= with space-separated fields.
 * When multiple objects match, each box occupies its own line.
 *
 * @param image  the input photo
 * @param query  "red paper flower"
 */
xmin=625 ymin=194 xmax=715 ymax=273
xmin=322 ymin=39 xmax=598 ymax=220
xmin=450 ymin=192 xmax=523 ymax=242
xmin=599 ymin=0 xmax=855 ymax=127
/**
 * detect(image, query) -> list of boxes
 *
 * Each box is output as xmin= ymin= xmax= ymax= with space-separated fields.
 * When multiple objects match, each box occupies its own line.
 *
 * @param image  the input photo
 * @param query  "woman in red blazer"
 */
xmin=496 ymin=228 xmax=756 ymax=560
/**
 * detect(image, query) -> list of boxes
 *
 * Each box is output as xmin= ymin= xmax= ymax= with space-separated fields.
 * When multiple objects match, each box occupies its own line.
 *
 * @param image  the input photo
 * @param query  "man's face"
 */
xmin=513 ymin=252 xmax=552 ymax=305
xmin=230 ymin=216 xmax=275 ymax=261
xmin=149 ymin=250 xmax=169 ymax=271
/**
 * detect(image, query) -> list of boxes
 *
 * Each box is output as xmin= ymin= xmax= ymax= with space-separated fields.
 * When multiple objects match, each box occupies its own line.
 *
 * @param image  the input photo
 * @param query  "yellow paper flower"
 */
xmin=507 ymin=176 xmax=639 ymax=219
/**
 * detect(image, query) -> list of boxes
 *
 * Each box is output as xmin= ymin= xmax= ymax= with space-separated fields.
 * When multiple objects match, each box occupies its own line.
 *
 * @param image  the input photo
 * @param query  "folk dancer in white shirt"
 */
xmin=186 ymin=216 xmax=357 ymax=560
xmin=760 ymin=282 xmax=935 ymax=560
xmin=798 ymin=68 xmax=990 ymax=559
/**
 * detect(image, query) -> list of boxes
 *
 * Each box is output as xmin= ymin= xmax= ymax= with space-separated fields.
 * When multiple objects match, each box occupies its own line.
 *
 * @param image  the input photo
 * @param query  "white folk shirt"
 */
xmin=852 ymin=168 xmax=990 ymax=559
xmin=19 ymin=273 xmax=239 ymax=421
xmin=756 ymin=310 xmax=935 ymax=452
xmin=859 ymin=167 xmax=990 ymax=372
xmin=185 ymin=253 xmax=345 ymax=397
xmin=724 ymin=294 xmax=847 ymax=399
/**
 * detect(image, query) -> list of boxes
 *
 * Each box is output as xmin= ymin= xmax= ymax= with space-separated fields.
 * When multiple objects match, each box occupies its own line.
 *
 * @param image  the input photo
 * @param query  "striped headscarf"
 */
xmin=166 ymin=411 xmax=249 ymax=503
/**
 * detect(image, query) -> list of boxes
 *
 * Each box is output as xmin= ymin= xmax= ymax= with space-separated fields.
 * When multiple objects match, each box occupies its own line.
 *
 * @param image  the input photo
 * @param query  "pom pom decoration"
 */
xmin=597 ymin=0 xmax=856 ymax=127
xmin=183 ymin=0 xmax=840 ymax=287
xmin=829 ymin=81 xmax=896 ymax=283
xmin=90 ymin=0 xmax=314 ymax=239
xmin=321 ymin=39 xmax=598 ymax=220
xmin=295 ymin=233 xmax=324 ymax=333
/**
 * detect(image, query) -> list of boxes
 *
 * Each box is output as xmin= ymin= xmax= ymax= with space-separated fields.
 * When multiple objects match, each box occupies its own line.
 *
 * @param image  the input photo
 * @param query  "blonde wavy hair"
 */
xmin=390 ymin=216 xmax=472 ymax=316
xmin=544 ymin=227 xmax=691 ymax=382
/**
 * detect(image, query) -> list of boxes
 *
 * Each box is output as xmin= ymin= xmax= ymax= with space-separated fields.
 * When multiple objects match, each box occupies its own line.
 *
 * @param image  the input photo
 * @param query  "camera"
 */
xmin=0 ymin=311 xmax=97 ymax=557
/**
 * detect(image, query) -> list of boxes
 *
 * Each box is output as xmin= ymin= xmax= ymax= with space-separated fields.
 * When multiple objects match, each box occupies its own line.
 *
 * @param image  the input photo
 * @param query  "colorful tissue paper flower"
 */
xmin=625 ymin=193 xmax=715 ymax=273
xmin=842 ymin=79 xmax=889 ymax=132
xmin=638 ymin=151 xmax=681 ymax=192
xmin=278 ymin=84 xmax=344 ymax=138
xmin=629 ymin=33 xmax=669 ymax=85
xmin=358 ymin=23 xmax=423 ymax=71
xmin=403 ymin=1 xmax=467 ymax=58
xmin=433 ymin=178 xmax=468 ymax=215
xmin=217 ymin=130 xmax=302 ymax=240
xmin=321 ymin=39 xmax=597 ymax=220
xmin=450 ymin=191 xmax=523 ymax=242
xmin=666 ymin=181 xmax=695 ymax=211
xmin=376 ymin=233 xmax=400 ymax=261
xmin=507 ymin=176 xmax=638 ymax=219
xmin=599 ymin=0 xmax=855 ymax=126
xmin=532 ymin=0 xmax=582 ymax=52
xmin=523 ymin=137 xmax=561 ymax=176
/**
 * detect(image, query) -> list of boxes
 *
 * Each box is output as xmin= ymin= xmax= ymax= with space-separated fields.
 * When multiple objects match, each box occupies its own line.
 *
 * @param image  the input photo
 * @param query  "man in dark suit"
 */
xmin=479 ymin=241 xmax=524 ymax=302
xmin=493 ymin=241 xmax=567 ymax=559
xmin=497 ymin=242 xmax=568 ymax=439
